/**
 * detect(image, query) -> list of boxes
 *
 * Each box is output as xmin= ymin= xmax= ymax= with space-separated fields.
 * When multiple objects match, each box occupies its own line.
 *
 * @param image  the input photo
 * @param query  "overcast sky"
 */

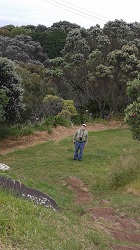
xmin=0 ymin=0 xmax=140 ymax=29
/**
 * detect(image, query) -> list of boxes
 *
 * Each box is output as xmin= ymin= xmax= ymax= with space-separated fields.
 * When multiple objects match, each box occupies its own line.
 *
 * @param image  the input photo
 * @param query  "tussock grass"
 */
xmin=0 ymin=127 xmax=140 ymax=249
xmin=108 ymin=147 xmax=140 ymax=190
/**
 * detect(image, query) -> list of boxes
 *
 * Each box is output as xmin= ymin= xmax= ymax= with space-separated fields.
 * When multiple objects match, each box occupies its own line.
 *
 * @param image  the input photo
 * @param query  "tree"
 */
xmin=0 ymin=57 xmax=24 ymax=124
xmin=86 ymin=24 xmax=111 ymax=58
xmin=16 ymin=63 xmax=49 ymax=121
xmin=62 ymin=28 xmax=90 ymax=57
xmin=0 ymin=35 xmax=48 ymax=65
xmin=54 ymin=99 xmax=78 ymax=126
xmin=58 ymin=99 xmax=78 ymax=118
xmin=103 ymin=19 xmax=129 ymax=50
xmin=45 ymin=57 xmax=73 ymax=99
xmin=107 ymin=45 xmax=140 ymax=113
xmin=51 ymin=21 xmax=80 ymax=33
xmin=10 ymin=27 xmax=31 ymax=37
xmin=124 ymin=78 xmax=140 ymax=140
xmin=31 ymin=30 xmax=67 ymax=58
xmin=0 ymin=89 xmax=9 ymax=122
xmin=43 ymin=95 xmax=64 ymax=116
xmin=2 ymin=20 xmax=140 ymax=119
xmin=86 ymin=58 xmax=114 ymax=116
xmin=0 ymin=28 xmax=10 ymax=37
xmin=1 ymin=25 xmax=15 ymax=32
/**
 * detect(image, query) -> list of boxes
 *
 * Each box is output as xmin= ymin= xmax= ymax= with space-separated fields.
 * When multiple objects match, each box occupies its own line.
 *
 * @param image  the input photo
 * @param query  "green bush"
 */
xmin=19 ymin=126 xmax=34 ymax=136
xmin=33 ymin=117 xmax=54 ymax=133
xmin=0 ymin=124 xmax=34 ymax=139
xmin=124 ymin=78 xmax=140 ymax=140
xmin=124 ymin=102 xmax=140 ymax=140
xmin=54 ymin=115 xmax=71 ymax=127
xmin=71 ymin=114 xmax=88 ymax=125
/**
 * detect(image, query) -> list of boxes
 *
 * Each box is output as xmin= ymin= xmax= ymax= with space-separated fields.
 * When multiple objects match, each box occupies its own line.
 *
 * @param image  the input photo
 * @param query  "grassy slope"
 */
xmin=0 ymin=127 xmax=140 ymax=249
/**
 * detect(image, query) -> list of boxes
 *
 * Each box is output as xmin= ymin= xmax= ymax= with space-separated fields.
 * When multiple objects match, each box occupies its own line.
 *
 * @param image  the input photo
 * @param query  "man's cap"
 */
xmin=82 ymin=123 xmax=86 ymax=127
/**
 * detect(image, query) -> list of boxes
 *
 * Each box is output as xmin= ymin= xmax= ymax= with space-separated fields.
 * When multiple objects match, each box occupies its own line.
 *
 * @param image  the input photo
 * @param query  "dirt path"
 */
xmin=65 ymin=177 xmax=140 ymax=250
xmin=0 ymin=120 xmax=127 ymax=155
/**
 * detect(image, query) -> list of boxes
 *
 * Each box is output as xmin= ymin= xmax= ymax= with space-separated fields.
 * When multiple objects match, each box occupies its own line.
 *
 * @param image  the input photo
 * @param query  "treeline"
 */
xmin=0 ymin=19 xmax=140 ymax=125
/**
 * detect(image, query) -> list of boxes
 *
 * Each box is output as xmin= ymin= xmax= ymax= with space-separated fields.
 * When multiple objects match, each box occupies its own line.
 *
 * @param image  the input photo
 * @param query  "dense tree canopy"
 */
xmin=32 ymin=30 xmax=67 ymax=58
xmin=0 ymin=35 xmax=49 ymax=65
xmin=1 ymin=19 xmax=140 ymax=122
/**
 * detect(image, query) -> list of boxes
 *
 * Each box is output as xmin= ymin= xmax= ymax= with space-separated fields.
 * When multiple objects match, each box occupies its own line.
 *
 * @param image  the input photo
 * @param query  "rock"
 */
xmin=0 ymin=176 xmax=61 ymax=212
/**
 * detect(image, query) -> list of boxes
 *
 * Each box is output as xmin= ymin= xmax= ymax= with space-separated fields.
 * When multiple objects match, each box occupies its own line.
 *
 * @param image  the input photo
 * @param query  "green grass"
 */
xmin=0 ymin=191 xmax=110 ymax=250
xmin=0 ymin=127 xmax=140 ymax=249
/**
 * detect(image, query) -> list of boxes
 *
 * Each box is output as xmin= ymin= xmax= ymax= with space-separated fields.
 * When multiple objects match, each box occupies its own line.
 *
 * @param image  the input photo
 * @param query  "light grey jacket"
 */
xmin=73 ymin=129 xmax=88 ymax=143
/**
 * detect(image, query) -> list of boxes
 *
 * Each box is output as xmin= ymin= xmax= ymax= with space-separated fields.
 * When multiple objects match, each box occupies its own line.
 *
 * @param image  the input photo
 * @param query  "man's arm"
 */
xmin=85 ymin=131 xmax=88 ymax=144
xmin=73 ymin=131 xmax=77 ymax=143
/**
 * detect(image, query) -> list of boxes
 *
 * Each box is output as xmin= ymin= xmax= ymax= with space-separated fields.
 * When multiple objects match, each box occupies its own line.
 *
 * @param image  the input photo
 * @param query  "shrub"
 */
xmin=124 ymin=101 xmax=140 ymax=140
xmin=0 ymin=124 xmax=34 ymax=139
xmin=54 ymin=115 xmax=70 ymax=127
xmin=124 ymin=78 xmax=140 ymax=140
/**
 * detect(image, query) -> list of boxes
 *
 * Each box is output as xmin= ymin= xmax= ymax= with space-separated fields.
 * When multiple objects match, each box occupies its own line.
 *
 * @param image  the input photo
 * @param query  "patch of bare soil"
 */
xmin=0 ymin=120 xmax=127 ymax=155
xmin=64 ymin=177 xmax=140 ymax=250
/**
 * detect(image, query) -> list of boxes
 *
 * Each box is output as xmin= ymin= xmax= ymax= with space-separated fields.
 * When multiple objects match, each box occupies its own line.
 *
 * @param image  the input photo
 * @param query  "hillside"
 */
xmin=0 ymin=121 xmax=140 ymax=250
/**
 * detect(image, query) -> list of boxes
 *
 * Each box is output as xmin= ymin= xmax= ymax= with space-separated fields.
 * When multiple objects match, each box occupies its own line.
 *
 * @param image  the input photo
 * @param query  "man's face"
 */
xmin=82 ymin=125 xmax=86 ymax=129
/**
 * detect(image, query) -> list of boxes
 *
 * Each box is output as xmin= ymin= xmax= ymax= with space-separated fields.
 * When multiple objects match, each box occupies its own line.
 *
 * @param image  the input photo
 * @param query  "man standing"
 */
xmin=73 ymin=124 xmax=88 ymax=161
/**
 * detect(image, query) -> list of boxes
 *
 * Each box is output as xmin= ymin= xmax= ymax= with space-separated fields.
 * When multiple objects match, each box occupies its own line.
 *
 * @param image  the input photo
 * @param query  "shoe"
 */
xmin=78 ymin=159 xmax=81 ymax=161
xmin=74 ymin=158 xmax=77 ymax=160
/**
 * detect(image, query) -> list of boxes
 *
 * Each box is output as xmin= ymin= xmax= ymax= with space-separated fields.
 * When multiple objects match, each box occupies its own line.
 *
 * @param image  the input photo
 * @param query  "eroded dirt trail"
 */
xmin=65 ymin=177 xmax=140 ymax=250
xmin=0 ymin=121 xmax=127 ymax=155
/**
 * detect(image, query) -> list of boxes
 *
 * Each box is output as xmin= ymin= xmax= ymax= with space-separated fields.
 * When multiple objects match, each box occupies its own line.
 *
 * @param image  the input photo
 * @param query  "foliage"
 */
xmin=51 ymin=20 xmax=80 ymax=33
xmin=32 ymin=30 xmax=67 ymax=58
xmin=126 ymin=77 xmax=140 ymax=98
xmin=54 ymin=114 xmax=70 ymax=127
xmin=45 ymin=58 xmax=74 ymax=100
xmin=0 ymin=124 xmax=34 ymax=139
xmin=124 ymin=102 xmax=140 ymax=140
xmin=15 ymin=63 xmax=49 ymax=121
xmin=58 ymin=100 xmax=78 ymax=118
xmin=0 ymin=57 xmax=25 ymax=124
xmin=10 ymin=27 xmax=31 ymax=37
xmin=124 ymin=78 xmax=140 ymax=140
xmin=103 ymin=19 xmax=129 ymax=50
xmin=71 ymin=112 xmax=89 ymax=125
xmin=0 ymin=35 xmax=48 ymax=65
xmin=43 ymin=95 xmax=64 ymax=116
xmin=54 ymin=100 xmax=78 ymax=127
xmin=2 ymin=20 xmax=140 ymax=118
xmin=108 ymin=147 xmax=140 ymax=189
xmin=34 ymin=116 xmax=54 ymax=133
xmin=0 ymin=28 xmax=10 ymax=37
xmin=0 ymin=89 xmax=9 ymax=122
xmin=62 ymin=28 xmax=90 ymax=57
